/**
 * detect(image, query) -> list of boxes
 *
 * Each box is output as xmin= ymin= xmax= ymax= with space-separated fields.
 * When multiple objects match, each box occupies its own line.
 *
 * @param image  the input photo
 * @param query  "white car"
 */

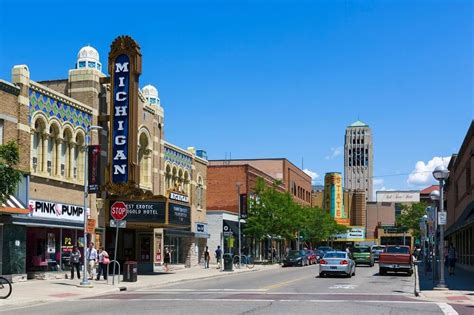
xmin=319 ymin=251 xmax=356 ymax=278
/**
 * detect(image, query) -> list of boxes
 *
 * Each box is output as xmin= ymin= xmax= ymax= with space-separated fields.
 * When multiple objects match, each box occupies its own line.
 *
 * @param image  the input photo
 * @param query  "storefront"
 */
xmin=11 ymin=199 xmax=88 ymax=273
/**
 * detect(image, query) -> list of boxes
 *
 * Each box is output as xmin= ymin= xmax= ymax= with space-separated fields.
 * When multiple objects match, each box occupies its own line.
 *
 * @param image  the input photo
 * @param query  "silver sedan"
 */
xmin=319 ymin=251 xmax=356 ymax=278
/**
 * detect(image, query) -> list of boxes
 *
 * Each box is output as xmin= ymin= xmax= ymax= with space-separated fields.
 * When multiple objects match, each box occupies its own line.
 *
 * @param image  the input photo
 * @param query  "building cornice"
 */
xmin=0 ymin=79 xmax=20 ymax=96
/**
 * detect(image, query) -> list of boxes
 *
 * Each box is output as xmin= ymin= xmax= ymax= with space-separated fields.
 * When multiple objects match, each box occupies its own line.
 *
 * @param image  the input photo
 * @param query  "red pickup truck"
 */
xmin=378 ymin=245 xmax=413 ymax=276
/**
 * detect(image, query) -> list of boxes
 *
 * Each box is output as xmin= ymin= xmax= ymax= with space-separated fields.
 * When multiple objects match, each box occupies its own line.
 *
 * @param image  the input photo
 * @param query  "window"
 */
xmin=197 ymin=176 xmax=204 ymax=208
xmin=0 ymin=119 xmax=3 ymax=144
xmin=138 ymin=132 xmax=152 ymax=188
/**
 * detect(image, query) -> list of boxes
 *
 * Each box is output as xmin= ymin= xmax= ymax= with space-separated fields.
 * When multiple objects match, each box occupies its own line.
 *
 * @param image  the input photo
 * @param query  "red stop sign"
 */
xmin=111 ymin=201 xmax=127 ymax=221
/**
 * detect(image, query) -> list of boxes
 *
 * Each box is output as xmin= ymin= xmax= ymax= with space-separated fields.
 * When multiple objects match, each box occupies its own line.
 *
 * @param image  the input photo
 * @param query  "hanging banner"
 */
xmin=240 ymin=193 xmax=248 ymax=219
xmin=88 ymin=145 xmax=101 ymax=193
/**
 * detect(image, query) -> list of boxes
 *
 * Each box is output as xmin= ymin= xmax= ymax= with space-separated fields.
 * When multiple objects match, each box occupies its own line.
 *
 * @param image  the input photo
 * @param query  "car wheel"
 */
xmin=408 ymin=269 xmax=413 ymax=276
xmin=319 ymin=273 xmax=324 ymax=278
xmin=347 ymin=272 xmax=352 ymax=278
xmin=379 ymin=268 xmax=385 ymax=276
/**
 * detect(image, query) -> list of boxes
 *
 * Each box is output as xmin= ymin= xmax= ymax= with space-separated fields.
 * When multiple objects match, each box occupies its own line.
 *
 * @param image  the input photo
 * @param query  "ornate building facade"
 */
xmin=0 ymin=39 xmax=208 ymax=278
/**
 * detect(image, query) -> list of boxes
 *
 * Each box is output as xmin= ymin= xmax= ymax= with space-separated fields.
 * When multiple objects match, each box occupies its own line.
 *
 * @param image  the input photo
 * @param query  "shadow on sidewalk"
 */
xmin=418 ymin=261 xmax=474 ymax=291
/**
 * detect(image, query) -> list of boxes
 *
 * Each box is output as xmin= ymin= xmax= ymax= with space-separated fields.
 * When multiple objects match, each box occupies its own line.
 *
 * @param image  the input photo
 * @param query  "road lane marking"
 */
xmin=436 ymin=303 xmax=458 ymax=315
xmin=329 ymin=284 xmax=358 ymax=289
xmin=261 ymin=276 xmax=309 ymax=290
xmin=96 ymin=298 xmax=439 ymax=304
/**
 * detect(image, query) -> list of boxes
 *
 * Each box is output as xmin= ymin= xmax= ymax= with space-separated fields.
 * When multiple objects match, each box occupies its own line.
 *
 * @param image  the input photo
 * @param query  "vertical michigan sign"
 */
xmin=108 ymin=36 xmax=142 ymax=188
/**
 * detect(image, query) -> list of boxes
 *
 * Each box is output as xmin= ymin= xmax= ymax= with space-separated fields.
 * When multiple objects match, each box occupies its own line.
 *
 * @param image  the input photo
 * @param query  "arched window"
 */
xmin=48 ymin=123 xmax=61 ymax=176
xmin=75 ymin=132 xmax=85 ymax=183
xmin=31 ymin=117 xmax=47 ymax=173
xmin=196 ymin=175 xmax=204 ymax=208
xmin=138 ymin=132 xmax=152 ymax=188
xmin=183 ymin=171 xmax=190 ymax=196
xmin=62 ymin=128 xmax=74 ymax=179
xmin=172 ymin=166 xmax=178 ymax=190
xmin=177 ymin=168 xmax=184 ymax=192
xmin=165 ymin=164 xmax=172 ymax=191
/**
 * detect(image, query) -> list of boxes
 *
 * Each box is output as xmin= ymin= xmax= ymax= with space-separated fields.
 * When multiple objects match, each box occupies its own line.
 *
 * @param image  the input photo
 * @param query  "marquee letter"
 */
xmin=116 ymin=92 xmax=127 ymax=102
xmin=115 ymin=106 xmax=127 ymax=116
xmin=115 ymin=135 xmax=126 ymax=145
xmin=117 ymin=120 xmax=124 ymax=131
xmin=114 ymin=164 xmax=127 ymax=175
xmin=113 ymin=150 xmax=127 ymax=160
xmin=118 ymin=77 xmax=125 ymax=87
xmin=115 ymin=62 xmax=129 ymax=73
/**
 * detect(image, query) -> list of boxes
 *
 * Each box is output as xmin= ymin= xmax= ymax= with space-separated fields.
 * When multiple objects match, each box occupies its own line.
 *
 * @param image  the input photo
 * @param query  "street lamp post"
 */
xmin=80 ymin=125 xmax=102 ymax=287
xmin=432 ymin=165 xmax=449 ymax=290
xmin=236 ymin=183 xmax=241 ymax=267
xmin=429 ymin=190 xmax=439 ymax=283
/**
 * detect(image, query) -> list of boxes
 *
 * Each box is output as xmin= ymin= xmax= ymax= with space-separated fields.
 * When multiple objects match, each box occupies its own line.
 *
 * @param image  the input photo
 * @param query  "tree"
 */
xmin=396 ymin=202 xmax=428 ymax=240
xmin=0 ymin=140 xmax=22 ymax=205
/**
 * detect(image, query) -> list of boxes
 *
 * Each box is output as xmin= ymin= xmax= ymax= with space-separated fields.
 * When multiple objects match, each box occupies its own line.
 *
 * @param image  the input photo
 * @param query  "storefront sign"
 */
xmin=335 ymin=227 xmax=366 ymax=240
xmin=124 ymin=201 xmax=166 ymax=222
xmin=195 ymin=222 xmax=208 ymax=235
xmin=169 ymin=203 xmax=190 ymax=225
xmin=169 ymin=192 xmax=189 ymax=203
xmin=88 ymin=145 xmax=101 ymax=193
xmin=438 ymin=211 xmax=446 ymax=225
xmin=376 ymin=191 xmax=420 ymax=203
xmin=86 ymin=219 xmax=96 ymax=233
xmin=111 ymin=54 xmax=130 ymax=183
xmin=27 ymin=199 xmax=86 ymax=223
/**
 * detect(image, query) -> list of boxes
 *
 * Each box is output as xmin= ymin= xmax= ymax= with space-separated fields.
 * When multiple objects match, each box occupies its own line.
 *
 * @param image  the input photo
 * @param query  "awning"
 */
xmin=0 ymin=195 xmax=29 ymax=214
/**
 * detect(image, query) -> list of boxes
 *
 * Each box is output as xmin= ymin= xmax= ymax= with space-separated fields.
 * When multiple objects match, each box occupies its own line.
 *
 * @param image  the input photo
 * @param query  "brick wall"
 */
xmin=366 ymin=202 xmax=395 ymax=238
xmin=207 ymin=165 xmax=247 ymax=213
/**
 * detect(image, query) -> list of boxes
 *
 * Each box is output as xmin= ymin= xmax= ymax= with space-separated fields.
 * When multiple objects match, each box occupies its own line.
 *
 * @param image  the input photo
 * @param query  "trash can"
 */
xmin=123 ymin=261 xmax=138 ymax=282
xmin=223 ymin=254 xmax=233 ymax=271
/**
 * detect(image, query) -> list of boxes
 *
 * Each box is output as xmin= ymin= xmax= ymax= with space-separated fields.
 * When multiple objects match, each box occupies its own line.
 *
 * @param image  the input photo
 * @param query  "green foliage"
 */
xmin=0 ymin=140 xmax=22 ymax=205
xmin=245 ymin=177 xmax=344 ymax=244
xmin=396 ymin=202 xmax=428 ymax=239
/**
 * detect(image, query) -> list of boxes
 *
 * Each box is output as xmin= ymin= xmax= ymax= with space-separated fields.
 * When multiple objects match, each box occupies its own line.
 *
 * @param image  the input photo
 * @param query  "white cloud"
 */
xmin=303 ymin=169 xmax=320 ymax=185
xmin=326 ymin=146 xmax=343 ymax=160
xmin=373 ymin=178 xmax=384 ymax=187
xmin=407 ymin=156 xmax=451 ymax=186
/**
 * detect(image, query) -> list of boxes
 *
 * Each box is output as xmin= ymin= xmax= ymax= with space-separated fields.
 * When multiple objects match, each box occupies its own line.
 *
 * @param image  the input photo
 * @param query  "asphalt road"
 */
xmin=1 ymin=264 xmax=464 ymax=315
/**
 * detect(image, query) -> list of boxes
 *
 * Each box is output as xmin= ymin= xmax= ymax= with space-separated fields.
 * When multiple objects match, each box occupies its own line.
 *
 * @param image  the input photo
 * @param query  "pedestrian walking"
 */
xmin=85 ymin=242 xmax=98 ymax=280
xmin=215 ymin=245 xmax=222 ymax=269
xmin=96 ymin=247 xmax=109 ymax=280
xmin=70 ymin=245 xmax=81 ymax=280
xmin=448 ymin=243 xmax=457 ymax=275
xmin=163 ymin=247 xmax=171 ymax=272
xmin=204 ymin=246 xmax=210 ymax=269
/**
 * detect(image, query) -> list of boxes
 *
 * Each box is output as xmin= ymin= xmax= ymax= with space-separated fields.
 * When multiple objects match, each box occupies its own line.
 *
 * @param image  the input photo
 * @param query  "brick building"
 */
xmin=445 ymin=120 xmax=474 ymax=272
xmin=0 ymin=39 xmax=208 ymax=278
xmin=207 ymin=159 xmax=311 ymax=261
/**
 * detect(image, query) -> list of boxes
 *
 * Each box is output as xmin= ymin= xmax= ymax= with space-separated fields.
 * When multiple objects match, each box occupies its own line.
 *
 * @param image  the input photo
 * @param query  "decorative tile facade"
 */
xmin=29 ymin=90 xmax=92 ymax=129
xmin=164 ymin=146 xmax=192 ymax=170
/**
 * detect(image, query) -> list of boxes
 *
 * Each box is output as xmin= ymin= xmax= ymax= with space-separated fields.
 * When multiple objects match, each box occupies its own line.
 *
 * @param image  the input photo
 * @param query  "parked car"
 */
xmin=378 ymin=245 xmax=413 ymax=276
xmin=315 ymin=250 xmax=325 ymax=263
xmin=317 ymin=246 xmax=333 ymax=254
xmin=283 ymin=250 xmax=309 ymax=267
xmin=305 ymin=250 xmax=317 ymax=265
xmin=371 ymin=245 xmax=386 ymax=261
xmin=319 ymin=251 xmax=356 ymax=278
xmin=352 ymin=245 xmax=374 ymax=266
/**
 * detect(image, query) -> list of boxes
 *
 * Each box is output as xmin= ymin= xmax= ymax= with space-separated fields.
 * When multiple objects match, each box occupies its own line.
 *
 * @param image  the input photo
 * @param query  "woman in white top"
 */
xmin=96 ymin=247 xmax=109 ymax=280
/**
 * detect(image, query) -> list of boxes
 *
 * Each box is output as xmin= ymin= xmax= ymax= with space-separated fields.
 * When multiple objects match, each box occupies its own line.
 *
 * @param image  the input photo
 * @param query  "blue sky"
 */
xmin=1 ymin=0 xmax=472 ymax=193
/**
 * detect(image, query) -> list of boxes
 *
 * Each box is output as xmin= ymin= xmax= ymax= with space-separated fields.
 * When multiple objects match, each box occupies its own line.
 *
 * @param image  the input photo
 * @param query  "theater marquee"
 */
xmin=107 ymin=35 xmax=142 ymax=191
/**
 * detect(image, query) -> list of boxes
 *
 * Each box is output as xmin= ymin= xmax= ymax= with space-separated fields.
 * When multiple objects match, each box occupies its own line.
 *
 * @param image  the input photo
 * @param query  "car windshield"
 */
xmin=288 ymin=250 xmax=301 ymax=257
xmin=353 ymin=247 xmax=370 ymax=253
xmin=372 ymin=246 xmax=385 ymax=251
xmin=324 ymin=252 xmax=346 ymax=259
xmin=318 ymin=247 xmax=332 ymax=252
xmin=385 ymin=246 xmax=409 ymax=254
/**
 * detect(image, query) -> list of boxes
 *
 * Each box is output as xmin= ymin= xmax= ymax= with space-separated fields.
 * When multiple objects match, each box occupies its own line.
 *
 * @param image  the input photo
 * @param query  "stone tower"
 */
xmin=344 ymin=120 xmax=373 ymax=201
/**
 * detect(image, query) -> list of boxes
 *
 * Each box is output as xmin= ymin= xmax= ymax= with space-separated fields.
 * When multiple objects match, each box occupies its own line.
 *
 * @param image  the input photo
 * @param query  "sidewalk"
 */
xmin=417 ymin=260 xmax=474 ymax=305
xmin=0 ymin=263 xmax=280 ymax=310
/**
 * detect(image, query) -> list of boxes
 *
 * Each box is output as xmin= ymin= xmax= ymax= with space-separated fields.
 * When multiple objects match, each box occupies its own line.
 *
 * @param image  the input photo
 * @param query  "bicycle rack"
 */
xmin=106 ymin=260 xmax=121 ymax=285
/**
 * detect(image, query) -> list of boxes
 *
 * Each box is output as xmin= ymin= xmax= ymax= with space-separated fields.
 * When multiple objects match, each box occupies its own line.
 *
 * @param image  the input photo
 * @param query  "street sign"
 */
xmin=111 ymin=201 xmax=128 ymax=221
xmin=110 ymin=219 xmax=126 ymax=228
xmin=438 ymin=211 xmax=447 ymax=225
